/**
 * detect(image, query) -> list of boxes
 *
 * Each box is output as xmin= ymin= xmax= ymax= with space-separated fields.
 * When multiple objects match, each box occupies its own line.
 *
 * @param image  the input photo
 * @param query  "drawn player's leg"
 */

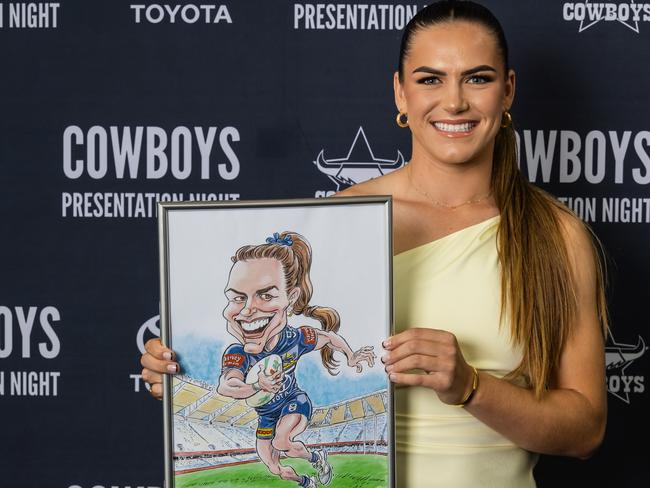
xmin=256 ymin=412 xmax=316 ymax=487
xmin=256 ymin=438 xmax=307 ymax=484
xmin=273 ymin=393 xmax=333 ymax=485
xmin=273 ymin=412 xmax=311 ymax=459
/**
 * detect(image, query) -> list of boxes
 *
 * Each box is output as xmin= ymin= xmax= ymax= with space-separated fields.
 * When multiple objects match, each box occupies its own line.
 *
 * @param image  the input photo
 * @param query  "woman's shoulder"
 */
xmin=533 ymin=185 xmax=600 ymax=279
xmin=334 ymin=168 xmax=404 ymax=198
xmin=534 ymin=186 xmax=592 ymax=244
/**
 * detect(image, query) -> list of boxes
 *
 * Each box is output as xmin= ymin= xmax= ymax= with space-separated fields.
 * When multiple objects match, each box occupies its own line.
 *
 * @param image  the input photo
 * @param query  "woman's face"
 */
xmin=394 ymin=21 xmax=515 ymax=167
xmin=223 ymin=258 xmax=299 ymax=354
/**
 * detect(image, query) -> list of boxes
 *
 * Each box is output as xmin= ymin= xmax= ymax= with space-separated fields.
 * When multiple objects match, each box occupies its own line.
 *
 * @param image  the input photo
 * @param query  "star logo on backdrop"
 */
xmin=605 ymin=330 xmax=647 ymax=404
xmin=313 ymin=127 xmax=405 ymax=191
xmin=577 ymin=1 xmax=641 ymax=33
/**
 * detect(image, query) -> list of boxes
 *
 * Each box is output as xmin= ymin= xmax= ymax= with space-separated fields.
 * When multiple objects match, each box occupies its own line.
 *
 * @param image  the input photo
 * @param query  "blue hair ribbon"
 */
xmin=266 ymin=232 xmax=293 ymax=246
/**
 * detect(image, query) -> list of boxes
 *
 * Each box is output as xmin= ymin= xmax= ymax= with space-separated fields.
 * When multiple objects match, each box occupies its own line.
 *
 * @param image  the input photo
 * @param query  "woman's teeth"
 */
xmin=433 ymin=122 xmax=477 ymax=132
xmin=241 ymin=317 xmax=270 ymax=332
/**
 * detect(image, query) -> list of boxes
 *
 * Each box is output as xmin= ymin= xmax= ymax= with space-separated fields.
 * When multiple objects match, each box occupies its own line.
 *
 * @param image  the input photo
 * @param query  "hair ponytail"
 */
xmin=279 ymin=232 xmax=342 ymax=376
xmin=494 ymin=123 xmax=609 ymax=397
xmin=303 ymin=305 xmax=341 ymax=375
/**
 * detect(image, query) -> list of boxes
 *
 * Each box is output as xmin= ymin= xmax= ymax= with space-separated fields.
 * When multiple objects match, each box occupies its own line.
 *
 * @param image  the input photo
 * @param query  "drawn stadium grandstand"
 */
xmin=172 ymin=375 xmax=388 ymax=476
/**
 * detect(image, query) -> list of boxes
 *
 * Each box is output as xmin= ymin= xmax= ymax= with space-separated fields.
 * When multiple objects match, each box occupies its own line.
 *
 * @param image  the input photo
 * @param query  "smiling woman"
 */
xmin=337 ymin=1 xmax=609 ymax=487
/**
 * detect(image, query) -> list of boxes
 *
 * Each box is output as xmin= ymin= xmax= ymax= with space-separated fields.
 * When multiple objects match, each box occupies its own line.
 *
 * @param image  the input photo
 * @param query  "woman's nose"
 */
xmin=442 ymin=83 xmax=469 ymax=114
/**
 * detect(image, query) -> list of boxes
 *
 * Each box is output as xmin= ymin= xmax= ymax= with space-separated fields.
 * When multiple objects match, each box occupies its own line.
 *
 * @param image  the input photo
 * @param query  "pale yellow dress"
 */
xmin=394 ymin=215 xmax=538 ymax=487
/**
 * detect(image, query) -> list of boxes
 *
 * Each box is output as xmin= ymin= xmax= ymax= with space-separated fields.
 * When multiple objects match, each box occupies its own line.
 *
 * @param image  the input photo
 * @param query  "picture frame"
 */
xmin=158 ymin=196 xmax=394 ymax=488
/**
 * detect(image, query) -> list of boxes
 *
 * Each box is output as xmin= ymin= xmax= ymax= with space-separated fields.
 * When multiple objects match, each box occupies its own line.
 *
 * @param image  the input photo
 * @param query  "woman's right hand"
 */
xmin=140 ymin=338 xmax=179 ymax=400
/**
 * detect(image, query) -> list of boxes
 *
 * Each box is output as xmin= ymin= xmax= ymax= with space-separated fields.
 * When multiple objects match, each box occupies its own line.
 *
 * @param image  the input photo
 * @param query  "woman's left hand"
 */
xmin=383 ymin=327 xmax=475 ymax=405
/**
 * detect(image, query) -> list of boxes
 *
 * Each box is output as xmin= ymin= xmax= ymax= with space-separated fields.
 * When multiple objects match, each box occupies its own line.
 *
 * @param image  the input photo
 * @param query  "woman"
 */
xmin=142 ymin=2 xmax=607 ymax=486
xmin=216 ymin=231 xmax=375 ymax=488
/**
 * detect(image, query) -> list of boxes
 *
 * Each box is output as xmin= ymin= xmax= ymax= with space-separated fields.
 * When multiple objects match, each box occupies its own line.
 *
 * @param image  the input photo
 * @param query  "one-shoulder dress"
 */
xmin=394 ymin=215 xmax=538 ymax=487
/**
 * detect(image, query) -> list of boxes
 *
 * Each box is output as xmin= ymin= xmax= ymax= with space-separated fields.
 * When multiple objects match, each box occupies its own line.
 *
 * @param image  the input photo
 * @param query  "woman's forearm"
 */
xmin=465 ymin=372 xmax=606 ymax=458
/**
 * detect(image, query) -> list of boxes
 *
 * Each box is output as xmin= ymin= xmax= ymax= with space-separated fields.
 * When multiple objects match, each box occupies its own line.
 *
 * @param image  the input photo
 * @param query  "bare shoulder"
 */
xmin=533 ymin=187 xmax=598 ymax=269
xmin=554 ymin=205 xmax=598 ymax=265
xmin=333 ymin=170 xmax=402 ymax=198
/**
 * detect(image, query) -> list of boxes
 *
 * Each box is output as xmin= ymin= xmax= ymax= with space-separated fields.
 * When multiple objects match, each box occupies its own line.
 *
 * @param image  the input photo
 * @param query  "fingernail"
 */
xmin=163 ymin=351 xmax=172 ymax=361
xmin=380 ymin=356 xmax=386 ymax=364
xmin=167 ymin=363 xmax=178 ymax=373
xmin=388 ymin=373 xmax=396 ymax=382
xmin=383 ymin=339 xmax=391 ymax=348
xmin=385 ymin=365 xmax=393 ymax=373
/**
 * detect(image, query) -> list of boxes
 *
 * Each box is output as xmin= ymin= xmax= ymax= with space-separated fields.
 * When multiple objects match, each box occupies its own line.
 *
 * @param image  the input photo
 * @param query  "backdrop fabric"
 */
xmin=0 ymin=1 xmax=647 ymax=487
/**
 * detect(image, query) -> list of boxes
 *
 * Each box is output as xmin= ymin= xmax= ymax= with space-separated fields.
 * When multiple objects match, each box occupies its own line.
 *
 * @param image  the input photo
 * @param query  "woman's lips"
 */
xmin=431 ymin=120 xmax=479 ymax=137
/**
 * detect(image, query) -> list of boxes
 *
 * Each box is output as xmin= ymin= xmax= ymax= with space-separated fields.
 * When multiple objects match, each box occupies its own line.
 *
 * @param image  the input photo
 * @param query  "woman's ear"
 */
xmin=503 ymin=68 xmax=516 ymax=110
xmin=394 ymin=71 xmax=407 ymax=114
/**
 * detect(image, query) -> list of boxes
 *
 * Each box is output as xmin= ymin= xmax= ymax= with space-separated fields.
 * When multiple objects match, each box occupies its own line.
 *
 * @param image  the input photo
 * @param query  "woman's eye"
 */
xmin=418 ymin=76 xmax=440 ymax=85
xmin=260 ymin=293 xmax=274 ymax=301
xmin=231 ymin=296 xmax=245 ymax=303
xmin=467 ymin=75 xmax=491 ymax=84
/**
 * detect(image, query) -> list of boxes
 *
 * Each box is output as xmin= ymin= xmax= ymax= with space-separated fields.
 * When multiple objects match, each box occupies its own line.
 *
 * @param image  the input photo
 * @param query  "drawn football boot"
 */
xmin=311 ymin=448 xmax=333 ymax=485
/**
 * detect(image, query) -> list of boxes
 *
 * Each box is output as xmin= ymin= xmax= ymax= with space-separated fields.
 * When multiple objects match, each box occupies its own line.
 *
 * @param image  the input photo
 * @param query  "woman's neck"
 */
xmin=406 ymin=144 xmax=494 ymax=207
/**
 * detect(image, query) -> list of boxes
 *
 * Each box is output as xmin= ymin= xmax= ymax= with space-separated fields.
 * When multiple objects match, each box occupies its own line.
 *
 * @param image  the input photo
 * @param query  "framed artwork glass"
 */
xmin=158 ymin=196 xmax=394 ymax=488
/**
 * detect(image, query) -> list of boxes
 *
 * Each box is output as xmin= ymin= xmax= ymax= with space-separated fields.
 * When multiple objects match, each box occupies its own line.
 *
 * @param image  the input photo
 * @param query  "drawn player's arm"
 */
xmin=313 ymin=328 xmax=376 ymax=373
xmin=216 ymin=368 xmax=283 ymax=398
xmin=216 ymin=368 xmax=256 ymax=399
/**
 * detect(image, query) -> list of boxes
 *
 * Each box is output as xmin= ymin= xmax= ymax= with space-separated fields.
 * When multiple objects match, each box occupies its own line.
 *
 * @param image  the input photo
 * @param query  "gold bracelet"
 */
xmin=454 ymin=366 xmax=479 ymax=407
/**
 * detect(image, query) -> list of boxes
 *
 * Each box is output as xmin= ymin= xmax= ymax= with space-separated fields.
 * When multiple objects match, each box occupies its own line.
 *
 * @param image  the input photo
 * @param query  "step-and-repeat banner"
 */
xmin=1 ymin=1 xmax=647 ymax=487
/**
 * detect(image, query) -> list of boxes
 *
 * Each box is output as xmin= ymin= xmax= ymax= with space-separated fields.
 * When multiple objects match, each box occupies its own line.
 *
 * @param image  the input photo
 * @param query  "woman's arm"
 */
xmin=384 ymin=214 xmax=607 ymax=458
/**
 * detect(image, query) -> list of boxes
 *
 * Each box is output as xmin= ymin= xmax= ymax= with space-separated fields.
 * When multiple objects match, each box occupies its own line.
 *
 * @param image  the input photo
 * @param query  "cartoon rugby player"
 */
xmin=216 ymin=231 xmax=376 ymax=488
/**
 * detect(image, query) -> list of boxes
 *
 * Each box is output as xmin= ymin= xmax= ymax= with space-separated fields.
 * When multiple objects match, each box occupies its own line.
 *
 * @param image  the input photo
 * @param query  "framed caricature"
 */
xmin=158 ymin=197 xmax=394 ymax=488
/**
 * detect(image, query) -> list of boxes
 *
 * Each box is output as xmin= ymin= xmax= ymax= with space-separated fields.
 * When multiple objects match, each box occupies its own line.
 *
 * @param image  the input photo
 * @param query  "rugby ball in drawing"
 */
xmin=245 ymin=354 xmax=283 ymax=407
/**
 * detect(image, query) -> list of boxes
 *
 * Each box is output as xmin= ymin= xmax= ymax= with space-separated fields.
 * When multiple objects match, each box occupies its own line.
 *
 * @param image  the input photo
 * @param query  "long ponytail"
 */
xmin=494 ymin=123 xmax=609 ymax=397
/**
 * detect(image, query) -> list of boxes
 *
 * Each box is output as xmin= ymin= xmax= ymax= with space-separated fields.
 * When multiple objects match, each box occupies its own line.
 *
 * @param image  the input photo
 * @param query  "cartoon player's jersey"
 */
xmin=221 ymin=325 xmax=318 ymax=416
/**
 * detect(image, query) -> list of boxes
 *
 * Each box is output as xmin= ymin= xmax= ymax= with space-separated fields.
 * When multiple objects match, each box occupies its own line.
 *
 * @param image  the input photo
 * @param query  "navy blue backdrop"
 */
xmin=0 ymin=1 xmax=648 ymax=487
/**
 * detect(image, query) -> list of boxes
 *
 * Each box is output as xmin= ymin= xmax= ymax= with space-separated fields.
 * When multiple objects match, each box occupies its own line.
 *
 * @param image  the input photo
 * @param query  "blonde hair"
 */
xmin=232 ymin=232 xmax=342 ymax=375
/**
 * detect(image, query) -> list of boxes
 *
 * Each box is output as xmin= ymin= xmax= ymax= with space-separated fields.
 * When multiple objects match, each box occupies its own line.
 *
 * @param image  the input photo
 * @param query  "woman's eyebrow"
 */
xmin=412 ymin=64 xmax=497 ymax=76
xmin=461 ymin=65 xmax=497 ymax=76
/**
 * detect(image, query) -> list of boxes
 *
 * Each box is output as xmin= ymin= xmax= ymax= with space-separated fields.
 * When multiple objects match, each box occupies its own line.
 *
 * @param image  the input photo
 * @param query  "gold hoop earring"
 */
xmin=396 ymin=112 xmax=409 ymax=128
xmin=288 ymin=308 xmax=293 ymax=317
xmin=501 ymin=110 xmax=512 ymax=128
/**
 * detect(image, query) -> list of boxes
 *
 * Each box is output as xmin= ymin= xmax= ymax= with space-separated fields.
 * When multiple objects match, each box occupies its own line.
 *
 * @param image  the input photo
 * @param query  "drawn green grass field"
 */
xmin=175 ymin=454 xmax=387 ymax=488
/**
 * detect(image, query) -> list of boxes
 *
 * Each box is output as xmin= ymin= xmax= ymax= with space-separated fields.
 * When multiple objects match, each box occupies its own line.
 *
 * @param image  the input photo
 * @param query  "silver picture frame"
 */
xmin=158 ymin=196 xmax=394 ymax=488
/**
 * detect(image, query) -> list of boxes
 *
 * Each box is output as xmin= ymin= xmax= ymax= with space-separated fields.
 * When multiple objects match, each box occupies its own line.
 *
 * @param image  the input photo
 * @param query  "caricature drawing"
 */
xmin=216 ymin=231 xmax=377 ymax=488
